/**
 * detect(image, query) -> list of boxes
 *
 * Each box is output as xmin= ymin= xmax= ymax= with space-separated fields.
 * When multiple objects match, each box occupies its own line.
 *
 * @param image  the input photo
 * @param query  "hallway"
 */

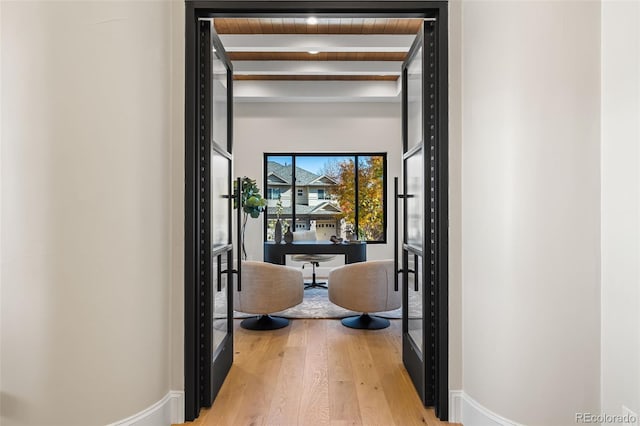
xmin=182 ymin=319 xmax=454 ymax=426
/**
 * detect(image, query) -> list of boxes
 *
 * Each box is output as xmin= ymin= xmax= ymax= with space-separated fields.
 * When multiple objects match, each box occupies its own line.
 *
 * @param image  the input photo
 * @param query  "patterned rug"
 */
xmin=234 ymin=287 xmax=402 ymax=319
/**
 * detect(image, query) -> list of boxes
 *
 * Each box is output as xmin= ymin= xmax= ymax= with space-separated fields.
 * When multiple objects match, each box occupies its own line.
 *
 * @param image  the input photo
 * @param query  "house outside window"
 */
xmin=264 ymin=153 xmax=387 ymax=243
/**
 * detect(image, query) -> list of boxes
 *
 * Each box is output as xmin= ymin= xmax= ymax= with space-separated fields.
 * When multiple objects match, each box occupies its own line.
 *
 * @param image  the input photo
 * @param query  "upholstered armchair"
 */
xmin=328 ymin=260 xmax=400 ymax=329
xmin=235 ymin=261 xmax=304 ymax=330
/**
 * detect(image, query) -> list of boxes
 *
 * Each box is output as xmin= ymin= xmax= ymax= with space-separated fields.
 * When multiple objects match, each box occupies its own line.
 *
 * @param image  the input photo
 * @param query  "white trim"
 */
xmin=107 ymin=390 xmax=184 ymax=426
xmin=449 ymin=390 xmax=524 ymax=426
xmin=169 ymin=391 xmax=185 ymax=425
xmin=449 ymin=390 xmax=464 ymax=423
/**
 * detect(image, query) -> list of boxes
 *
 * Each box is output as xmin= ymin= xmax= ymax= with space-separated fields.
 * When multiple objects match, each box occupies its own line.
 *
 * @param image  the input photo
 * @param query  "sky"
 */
xmin=268 ymin=155 xmax=353 ymax=175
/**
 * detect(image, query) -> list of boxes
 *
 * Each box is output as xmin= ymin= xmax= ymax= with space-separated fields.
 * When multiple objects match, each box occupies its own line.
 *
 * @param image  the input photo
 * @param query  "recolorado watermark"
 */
xmin=576 ymin=412 xmax=638 ymax=424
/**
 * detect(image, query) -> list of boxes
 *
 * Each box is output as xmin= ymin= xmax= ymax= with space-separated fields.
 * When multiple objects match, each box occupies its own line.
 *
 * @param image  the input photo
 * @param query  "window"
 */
xmin=317 ymin=189 xmax=328 ymax=200
xmin=264 ymin=153 xmax=387 ymax=243
xmin=267 ymin=188 xmax=280 ymax=200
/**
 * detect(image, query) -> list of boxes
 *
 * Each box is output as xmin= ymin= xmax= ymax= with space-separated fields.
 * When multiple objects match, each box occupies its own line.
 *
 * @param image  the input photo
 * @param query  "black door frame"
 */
xmin=184 ymin=0 xmax=449 ymax=421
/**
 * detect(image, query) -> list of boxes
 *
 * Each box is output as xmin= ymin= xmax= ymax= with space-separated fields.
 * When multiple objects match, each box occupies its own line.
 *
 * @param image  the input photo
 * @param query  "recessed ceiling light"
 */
xmin=307 ymin=16 xmax=318 ymax=25
xmin=308 ymin=50 xmax=320 ymax=55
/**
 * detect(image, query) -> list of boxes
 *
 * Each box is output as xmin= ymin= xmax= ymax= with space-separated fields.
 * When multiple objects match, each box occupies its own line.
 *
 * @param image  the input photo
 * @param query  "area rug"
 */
xmin=234 ymin=287 xmax=402 ymax=320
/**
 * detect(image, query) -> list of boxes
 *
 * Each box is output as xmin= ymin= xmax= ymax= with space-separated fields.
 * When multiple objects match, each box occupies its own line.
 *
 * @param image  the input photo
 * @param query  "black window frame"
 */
xmin=263 ymin=152 xmax=388 ymax=244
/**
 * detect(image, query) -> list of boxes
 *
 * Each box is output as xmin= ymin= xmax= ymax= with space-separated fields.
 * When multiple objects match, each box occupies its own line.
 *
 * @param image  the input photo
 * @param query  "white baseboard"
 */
xmin=449 ymin=390 xmax=464 ymax=423
xmin=108 ymin=390 xmax=184 ymax=426
xmin=449 ymin=390 xmax=523 ymax=426
xmin=169 ymin=391 xmax=185 ymax=424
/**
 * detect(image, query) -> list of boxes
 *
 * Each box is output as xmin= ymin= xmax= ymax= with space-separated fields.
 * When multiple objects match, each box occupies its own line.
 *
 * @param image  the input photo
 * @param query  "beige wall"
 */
xmin=601 ymin=0 xmax=640 ymax=418
xmin=170 ymin=0 xmax=186 ymax=394
xmin=0 ymin=1 xmax=173 ymax=425
xmin=461 ymin=1 xmax=601 ymax=424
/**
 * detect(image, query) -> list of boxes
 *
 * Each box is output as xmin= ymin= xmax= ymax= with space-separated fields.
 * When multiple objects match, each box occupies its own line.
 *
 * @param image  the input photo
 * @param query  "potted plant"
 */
xmin=234 ymin=177 xmax=267 ymax=259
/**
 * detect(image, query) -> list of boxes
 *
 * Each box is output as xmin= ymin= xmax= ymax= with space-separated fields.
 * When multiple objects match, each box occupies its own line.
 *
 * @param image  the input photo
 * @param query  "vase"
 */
xmin=284 ymin=225 xmax=293 ymax=244
xmin=274 ymin=219 xmax=282 ymax=244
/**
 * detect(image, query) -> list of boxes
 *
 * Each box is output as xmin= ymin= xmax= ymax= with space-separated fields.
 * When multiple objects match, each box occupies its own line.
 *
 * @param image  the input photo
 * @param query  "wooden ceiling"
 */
xmin=214 ymin=18 xmax=423 ymax=35
xmin=217 ymin=18 xmax=421 ymax=82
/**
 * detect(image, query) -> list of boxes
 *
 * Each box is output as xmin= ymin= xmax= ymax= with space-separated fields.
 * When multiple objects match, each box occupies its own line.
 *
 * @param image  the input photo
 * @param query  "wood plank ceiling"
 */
xmin=215 ymin=18 xmax=422 ymax=81
xmin=214 ymin=18 xmax=423 ymax=34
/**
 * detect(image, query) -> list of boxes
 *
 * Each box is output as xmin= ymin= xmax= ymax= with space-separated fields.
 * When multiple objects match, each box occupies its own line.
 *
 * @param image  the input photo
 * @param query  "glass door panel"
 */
xmin=407 ymin=47 xmax=423 ymax=151
xmin=211 ymin=49 xmax=227 ymax=148
xmin=211 ymin=253 xmax=229 ymax=358
xmin=210 ymin=144 xmax=231 ymax=361
xmin=401 ymin=24 xmax=429 ymax=406
xmin=211 ymin=148 xmax=230 ymax=249
xmin=405 ymin=148 xmax=423 ymax=249
xmin=407 ymin=253 xmax=423 ymax=351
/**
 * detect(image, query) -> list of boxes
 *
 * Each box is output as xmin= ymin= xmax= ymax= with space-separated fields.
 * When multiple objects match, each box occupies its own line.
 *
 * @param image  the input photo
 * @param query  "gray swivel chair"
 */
xmin=328 ymin=260 xmax=401 ymax=329
xmin=235 ymin=261 xmax=304 ymax=330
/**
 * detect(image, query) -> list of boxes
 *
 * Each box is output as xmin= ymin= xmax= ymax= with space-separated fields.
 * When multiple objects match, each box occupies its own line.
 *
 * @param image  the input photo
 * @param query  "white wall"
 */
xmin=461 ymin=1 xmax=601 ymax=424
xmin=234 ymin=101 xmax=402 ymax=265
xmin=601 ymin=0 xmax=640 ymax=419
xmin=448 ymin=0 xmax=463 ymax=394
xmin=1 ymin=2 xmax=173 ymax=425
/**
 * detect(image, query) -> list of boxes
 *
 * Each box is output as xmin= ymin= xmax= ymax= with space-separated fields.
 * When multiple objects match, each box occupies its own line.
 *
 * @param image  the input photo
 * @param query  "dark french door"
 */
xmin=186 ymin=2 xmax=448 ymax=423
xmin=185 ymin=18 xmax=236 ymax=421
xmin=396 ymin=18 xmax=449 ymax=419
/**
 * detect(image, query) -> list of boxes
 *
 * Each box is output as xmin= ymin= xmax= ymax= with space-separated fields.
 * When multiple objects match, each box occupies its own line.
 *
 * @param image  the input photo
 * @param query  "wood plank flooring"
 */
xmin=179 ymin=319 xmax=459 ymax=426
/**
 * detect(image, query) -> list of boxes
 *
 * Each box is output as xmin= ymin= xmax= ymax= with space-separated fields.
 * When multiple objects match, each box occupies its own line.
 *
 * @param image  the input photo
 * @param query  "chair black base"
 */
xmin=304 ymin=280 xmax=328 ymax=290
xmin=341 ymin=313 xmax=390 ymax=330
xmin=303 ymin=261 xmax=328 ymax=290
xmin=240 ymin=315 xmax=290 ymax=330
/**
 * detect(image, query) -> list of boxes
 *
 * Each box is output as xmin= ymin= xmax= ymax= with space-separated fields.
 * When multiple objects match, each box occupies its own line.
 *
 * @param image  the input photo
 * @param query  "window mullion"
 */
xmin=291 ymin=154 xmax=296 ymax=230
xmin=354 ymin=155 xmax=359 ymax=240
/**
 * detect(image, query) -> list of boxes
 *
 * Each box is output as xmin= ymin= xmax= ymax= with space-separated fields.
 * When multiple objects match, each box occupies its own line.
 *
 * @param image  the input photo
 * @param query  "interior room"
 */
xmin=226 ymin=17 xmax=412 ymax=270
xmin=1 ymin=1 xmax=639 ymax=426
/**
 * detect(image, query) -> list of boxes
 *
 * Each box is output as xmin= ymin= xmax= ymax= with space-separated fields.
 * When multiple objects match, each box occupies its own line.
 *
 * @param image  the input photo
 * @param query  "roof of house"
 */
xmin=266 ymin=161 xmax=337 ymax=186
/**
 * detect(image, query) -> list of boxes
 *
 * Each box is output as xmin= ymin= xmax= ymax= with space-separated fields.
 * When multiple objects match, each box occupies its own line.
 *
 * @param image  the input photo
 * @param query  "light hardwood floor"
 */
xmin=179 ymin=319 xmax=459 ymax=426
